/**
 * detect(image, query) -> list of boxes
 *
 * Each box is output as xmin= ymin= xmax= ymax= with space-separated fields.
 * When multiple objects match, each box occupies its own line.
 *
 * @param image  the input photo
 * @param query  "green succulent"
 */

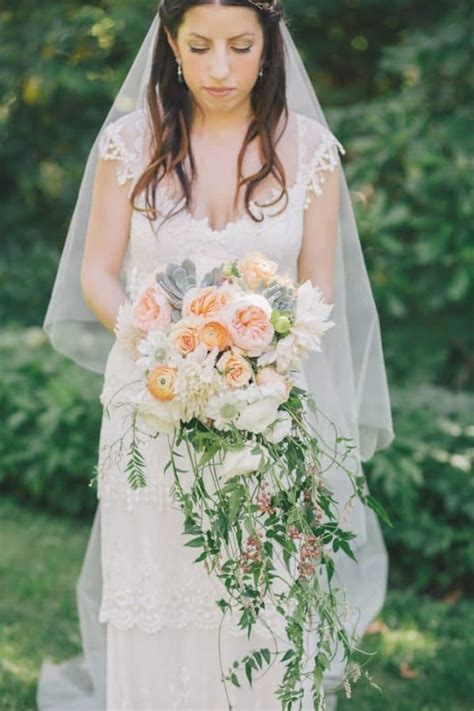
xmin=155 ymin=259 xmax=197 ymax=313
xmin=200 ymin=265 xmax=226 ymax=287
xmin=262 ymin=279 xmax=296 ymax=314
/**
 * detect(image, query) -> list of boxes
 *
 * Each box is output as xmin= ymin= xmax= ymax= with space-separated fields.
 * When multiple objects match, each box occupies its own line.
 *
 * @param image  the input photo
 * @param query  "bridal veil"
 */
xmin=38 ymin=4 xmax=395 ymax=708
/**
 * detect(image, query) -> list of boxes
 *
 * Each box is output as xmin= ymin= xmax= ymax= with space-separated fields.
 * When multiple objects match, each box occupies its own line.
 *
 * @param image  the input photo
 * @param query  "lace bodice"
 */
xmin=98 ymin=108 xmax=345 ymax=298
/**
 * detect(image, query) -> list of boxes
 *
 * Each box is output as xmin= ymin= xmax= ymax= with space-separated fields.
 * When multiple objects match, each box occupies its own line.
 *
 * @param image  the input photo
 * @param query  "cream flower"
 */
xmin=236 ymin=398 xmax=281 ymax=434
xmin=238 ymin=251 xmax=279 ymax=290
xmin=234 ymin=383 xmax=286 ymax=434
xmin=217 ymin=444 xmax=264 ymax=484
xmin=256 ymin=366 xmax=291 ymax=398
xmin=292 ymin=281 xmax=335 ymax=355
xmin=175 ymin=348 xmax=222 ymax=422
xmin=205 ymin=391 xmax=242 ymax=431
xmin=114 ymin=300 xmax=144 ymax=360
xmin=257 ymin=282 xmax=335 ymax=371
xmin=132 ymin=389 xmax=181 ymax=435
xmin=135 ymin=330 xmax=172 ymax=371
xmin=264 ymin=410 xmax=292 ymax=444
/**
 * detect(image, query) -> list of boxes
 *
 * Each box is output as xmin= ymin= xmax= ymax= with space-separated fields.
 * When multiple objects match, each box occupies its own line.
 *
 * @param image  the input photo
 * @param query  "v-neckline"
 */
xmin=167 ymin=112 xmax=304 ymax=237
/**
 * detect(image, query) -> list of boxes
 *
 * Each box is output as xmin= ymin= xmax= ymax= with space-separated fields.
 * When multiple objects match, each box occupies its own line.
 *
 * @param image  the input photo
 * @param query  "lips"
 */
xmin=204 ymin=87 xmax=235 ymax=97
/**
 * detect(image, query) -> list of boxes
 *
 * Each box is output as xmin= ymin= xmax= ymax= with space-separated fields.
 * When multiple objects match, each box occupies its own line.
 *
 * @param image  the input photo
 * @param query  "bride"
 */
xmin=38 ymin=1 xmax=394 ymax=709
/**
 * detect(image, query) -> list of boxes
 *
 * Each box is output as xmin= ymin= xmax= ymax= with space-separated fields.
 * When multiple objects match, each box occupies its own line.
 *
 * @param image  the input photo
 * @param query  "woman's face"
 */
xmin=166 ymin=4 xmax=265 ymax=115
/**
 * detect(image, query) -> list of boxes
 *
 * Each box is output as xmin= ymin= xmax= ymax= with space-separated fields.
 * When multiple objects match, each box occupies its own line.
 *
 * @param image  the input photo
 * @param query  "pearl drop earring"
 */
xmin=176 ymin=58 xmax=183 ymax=83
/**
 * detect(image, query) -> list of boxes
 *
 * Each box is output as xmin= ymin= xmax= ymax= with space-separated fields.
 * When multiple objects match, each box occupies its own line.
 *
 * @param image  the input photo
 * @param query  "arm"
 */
xmin=297 ymin=162 xmax=341 ymax=304
xmin=80 ymin=153 xmax=133 ymax=335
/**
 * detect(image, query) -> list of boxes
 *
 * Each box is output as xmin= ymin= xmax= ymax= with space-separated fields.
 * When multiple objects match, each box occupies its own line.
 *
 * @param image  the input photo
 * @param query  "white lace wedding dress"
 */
xmin=37 ymin=108 xmax=388 ymax=711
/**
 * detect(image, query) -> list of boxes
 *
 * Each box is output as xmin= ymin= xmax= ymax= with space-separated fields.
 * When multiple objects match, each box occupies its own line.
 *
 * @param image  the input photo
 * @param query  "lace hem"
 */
xmin=99 ymin=596 xmax=284 ymax=640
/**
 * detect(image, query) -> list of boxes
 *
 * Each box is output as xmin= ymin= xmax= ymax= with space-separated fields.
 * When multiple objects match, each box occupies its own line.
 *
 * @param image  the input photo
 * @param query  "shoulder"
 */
xmin=292 ymin=112 xmax=345 ymax=205
xmin=294 ymin=111 xmax=346 ymax=163
xmin=97 ymin=108 xmax=149 ymax=186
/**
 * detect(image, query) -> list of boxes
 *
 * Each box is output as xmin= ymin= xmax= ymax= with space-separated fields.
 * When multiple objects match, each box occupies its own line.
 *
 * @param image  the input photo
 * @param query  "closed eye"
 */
xmin=189 ymin=47 xmax=252 ymax=54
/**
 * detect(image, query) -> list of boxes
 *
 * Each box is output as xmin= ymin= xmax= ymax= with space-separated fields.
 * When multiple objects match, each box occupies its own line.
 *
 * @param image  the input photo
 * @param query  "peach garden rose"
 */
xmin=168 ymin=318 xmax=201 ymax=356
xmin=182 ymin=286 xmax=235 ymax=320
xmin=217 ymin=350 xmax=253 ymax=389
xmin=238 ymin=251 xmax=278 ymax=291
xmin=225 ymin=295 xmax=274 ymax=357
xmin=133 ymin=285 xmax=172 ymax=333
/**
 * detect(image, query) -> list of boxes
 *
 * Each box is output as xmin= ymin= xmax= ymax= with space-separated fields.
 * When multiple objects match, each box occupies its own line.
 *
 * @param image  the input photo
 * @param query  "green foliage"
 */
xmin=0 ymin=0 xmax=154 ymax=326
xmin=0 ymin=328 xmax=102 ymax=518
xmin=331 ymin=5 xmax=473 ymax=388
xmin=367 ymin=385 xmax=474 ymax=596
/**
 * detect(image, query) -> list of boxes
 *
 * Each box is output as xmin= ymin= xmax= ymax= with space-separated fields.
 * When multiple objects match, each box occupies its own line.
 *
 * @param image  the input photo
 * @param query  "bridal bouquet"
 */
xmin=105 ymin=251 xmax=389 ymax=710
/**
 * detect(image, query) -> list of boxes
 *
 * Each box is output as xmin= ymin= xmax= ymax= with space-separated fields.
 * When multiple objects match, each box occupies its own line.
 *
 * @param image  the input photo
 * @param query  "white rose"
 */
xmin=133 ymin=391 xmax=181 ymax=434
xmin=264 ymin=411 xmax=292 ymax=444
xmin=218 ymin=444 xmax=263 ymax=484
xmin=235 ymin=396 xmax=281 ymax=434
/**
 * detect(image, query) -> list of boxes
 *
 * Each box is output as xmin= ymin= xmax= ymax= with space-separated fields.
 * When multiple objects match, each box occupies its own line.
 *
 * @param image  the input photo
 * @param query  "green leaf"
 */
xmin=365 ymin=494 xmax=393 ymax=528
xmin=184 ymin=536 xmax=204 ymax=548
xmin=245 ymin=660 xmax=253 ymax=687
xmin=229 ymin=488 xmax=242 ymax=521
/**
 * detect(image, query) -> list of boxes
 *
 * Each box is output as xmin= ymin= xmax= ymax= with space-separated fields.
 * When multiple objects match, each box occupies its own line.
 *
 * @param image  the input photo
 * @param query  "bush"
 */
xmin=331 ymin=5 xmax=474 ymax=389
xmin=367 ymin=385 xmax=474 ymax=596
xmin=0 ymin=327 xmax=102 ymax=518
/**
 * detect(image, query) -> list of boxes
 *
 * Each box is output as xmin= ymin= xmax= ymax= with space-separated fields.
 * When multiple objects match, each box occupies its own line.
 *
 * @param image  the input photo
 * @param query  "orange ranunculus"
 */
xmin=169 ymin=319 xmax=200 ymax=356
xmin=133 ymin=286 xmax=172 ymax=332
xmin=147 ymin=365 xmax=178 ymax=401
xmin=198 ymin=320 xmax=233 ymax=351
xmin=182 ymin=286 xmax=234 ymax=319
xmin=238 ymin=252 xmax=278 ymax=291
xmin=217 ymin=350 xmax=253 ymax=389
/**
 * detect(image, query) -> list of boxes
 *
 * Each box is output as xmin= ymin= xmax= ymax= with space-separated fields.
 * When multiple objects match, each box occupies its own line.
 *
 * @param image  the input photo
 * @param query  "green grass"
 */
xmin=1 ymin=497 xmax=473 ymax=710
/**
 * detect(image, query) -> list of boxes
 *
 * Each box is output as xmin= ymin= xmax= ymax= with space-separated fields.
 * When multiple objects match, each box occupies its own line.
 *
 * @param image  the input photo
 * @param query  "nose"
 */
xmin=208 ymin=48 xmax=231 ymax=81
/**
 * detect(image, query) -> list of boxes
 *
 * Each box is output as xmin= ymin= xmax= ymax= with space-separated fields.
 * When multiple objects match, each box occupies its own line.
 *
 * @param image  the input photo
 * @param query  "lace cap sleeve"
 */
xmin=97 ymin=109 xmax=147 ymax=187
xmin=297 ymin=114 xmax=346 ymax=209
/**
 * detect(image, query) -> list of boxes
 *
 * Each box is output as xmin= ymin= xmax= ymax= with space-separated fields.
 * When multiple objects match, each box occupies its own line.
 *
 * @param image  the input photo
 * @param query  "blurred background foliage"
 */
xmin=0 ymin=0 xmax=473 ymax=593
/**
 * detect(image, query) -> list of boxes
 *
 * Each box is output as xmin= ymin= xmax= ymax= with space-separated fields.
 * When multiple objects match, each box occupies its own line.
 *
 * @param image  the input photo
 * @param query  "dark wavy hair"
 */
xmin=130 ymin=0 xmax=289 ymax=228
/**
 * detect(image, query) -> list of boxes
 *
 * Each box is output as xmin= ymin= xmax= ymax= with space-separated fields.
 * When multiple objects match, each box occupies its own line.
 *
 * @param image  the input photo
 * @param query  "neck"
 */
xmin=190 ymin=98 xmax=254 ymax=139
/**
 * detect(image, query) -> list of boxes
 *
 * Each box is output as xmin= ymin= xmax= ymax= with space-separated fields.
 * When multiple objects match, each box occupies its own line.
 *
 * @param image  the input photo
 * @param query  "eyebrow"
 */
xmin=186 ymin=32 xmax=256 ymax=40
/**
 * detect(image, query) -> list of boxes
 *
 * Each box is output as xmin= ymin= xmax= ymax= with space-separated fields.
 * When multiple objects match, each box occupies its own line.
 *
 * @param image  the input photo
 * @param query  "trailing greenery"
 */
xmin=1 ymin=497 xmax=473 ymax=710
xmin=1 ymin=327 xmax=473 ymax=598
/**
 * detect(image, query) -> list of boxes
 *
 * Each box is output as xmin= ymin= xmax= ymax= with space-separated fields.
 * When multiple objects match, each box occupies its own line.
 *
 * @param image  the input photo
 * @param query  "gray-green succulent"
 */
xmin=261 ymin=279 xmax=296 ymax=314
xmin=155 ymin=259 xmax=197 ymax=322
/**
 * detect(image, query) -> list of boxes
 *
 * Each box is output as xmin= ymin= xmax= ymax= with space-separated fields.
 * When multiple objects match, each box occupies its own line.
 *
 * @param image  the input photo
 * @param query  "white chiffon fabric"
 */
xmin=37 ymin=108 xmax=389 ymax=710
